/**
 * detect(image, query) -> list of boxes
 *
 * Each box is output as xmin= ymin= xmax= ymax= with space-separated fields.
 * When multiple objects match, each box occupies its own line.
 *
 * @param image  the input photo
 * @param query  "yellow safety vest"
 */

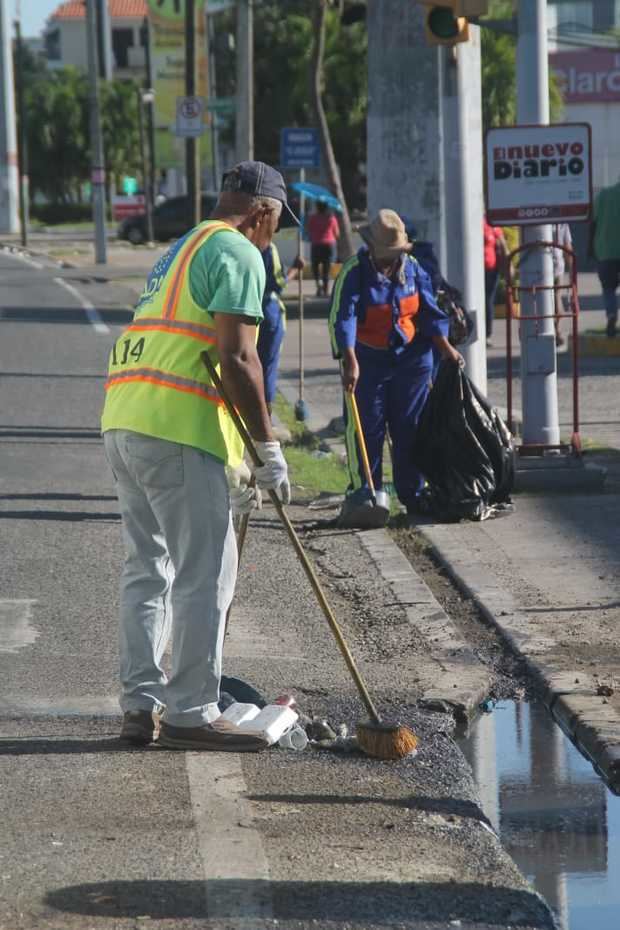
xmin=101 ymin=220 xmax=246 ymax=467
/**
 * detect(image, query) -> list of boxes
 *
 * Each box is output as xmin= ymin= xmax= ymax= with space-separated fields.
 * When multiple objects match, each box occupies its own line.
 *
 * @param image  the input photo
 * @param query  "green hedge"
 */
xmin=30 ymin=203 xmax=93 ymax=225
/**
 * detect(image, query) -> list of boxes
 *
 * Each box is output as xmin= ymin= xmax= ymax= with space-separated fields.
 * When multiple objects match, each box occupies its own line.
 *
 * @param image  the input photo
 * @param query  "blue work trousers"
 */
xmin=345 ymin=343 xmax=433 ymax=510
xmin=257 ymin=297 xmax=285 ymax=405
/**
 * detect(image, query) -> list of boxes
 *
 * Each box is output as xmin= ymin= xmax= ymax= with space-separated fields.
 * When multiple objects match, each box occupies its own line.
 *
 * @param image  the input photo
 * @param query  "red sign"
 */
xmin=550 ymin=50 xmax=620 ymax=104
xmin=112 ymin=195 xmax=145 ymax=221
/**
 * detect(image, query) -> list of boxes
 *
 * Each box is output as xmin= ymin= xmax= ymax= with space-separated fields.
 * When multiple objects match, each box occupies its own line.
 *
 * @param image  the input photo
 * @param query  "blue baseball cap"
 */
xmin=221 ymin=161 xmax=300 ymax=226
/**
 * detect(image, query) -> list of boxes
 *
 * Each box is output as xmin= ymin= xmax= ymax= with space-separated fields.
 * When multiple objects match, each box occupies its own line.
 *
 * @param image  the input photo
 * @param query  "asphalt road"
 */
xmin=0 ymin=250 xmax=556 ymax=930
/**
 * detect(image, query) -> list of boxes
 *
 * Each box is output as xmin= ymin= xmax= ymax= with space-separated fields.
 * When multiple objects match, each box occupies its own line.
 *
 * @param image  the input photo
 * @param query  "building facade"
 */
xmin=44 ymin=0 xmax=147 ymax=79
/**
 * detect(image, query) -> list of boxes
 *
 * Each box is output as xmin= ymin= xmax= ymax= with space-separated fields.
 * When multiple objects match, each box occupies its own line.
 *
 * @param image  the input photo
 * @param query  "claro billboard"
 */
xmin=485 ymin=123 xmax=592 ymax=225
xmin=551 ymin=50 xmax=620 ymax=105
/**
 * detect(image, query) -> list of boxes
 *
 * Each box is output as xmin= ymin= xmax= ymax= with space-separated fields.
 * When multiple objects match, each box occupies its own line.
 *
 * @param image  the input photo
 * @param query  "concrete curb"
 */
xmin=418 ymin=524 xmax=620 ymax=793
xmin=569 ymin=332 xmax=620 ymax=357
xmin=358 ymin=529 xmax=492 ymax=724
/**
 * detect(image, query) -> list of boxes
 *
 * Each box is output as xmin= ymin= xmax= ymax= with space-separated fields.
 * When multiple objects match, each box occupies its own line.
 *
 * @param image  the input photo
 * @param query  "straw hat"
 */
xmin=357 ymin=209 xmax=412 ymax=260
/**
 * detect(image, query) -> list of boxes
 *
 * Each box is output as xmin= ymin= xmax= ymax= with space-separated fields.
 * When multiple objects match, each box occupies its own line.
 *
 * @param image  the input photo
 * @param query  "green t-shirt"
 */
xmin=188 ymin=229 xmax=266 ymax=320
xmin=594 ymin=183 xmax=620 ymax=262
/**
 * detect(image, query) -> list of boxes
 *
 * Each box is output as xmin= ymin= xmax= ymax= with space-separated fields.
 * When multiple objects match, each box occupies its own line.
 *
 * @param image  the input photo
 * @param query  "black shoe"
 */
xmin=158 ymin=721 xmax=269 ymax=752
xmin=606 ymin=318 xmax=617 ymax=338
xmin=119 ymin=710 xmax=159 ymax=745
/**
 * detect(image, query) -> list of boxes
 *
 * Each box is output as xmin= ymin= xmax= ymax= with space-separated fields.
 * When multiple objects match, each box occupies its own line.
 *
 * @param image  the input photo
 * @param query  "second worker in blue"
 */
xmin=328 ymin=209 xmax=464 ymax=527
xmin=257 ymin=241 xmax=303 ymax=414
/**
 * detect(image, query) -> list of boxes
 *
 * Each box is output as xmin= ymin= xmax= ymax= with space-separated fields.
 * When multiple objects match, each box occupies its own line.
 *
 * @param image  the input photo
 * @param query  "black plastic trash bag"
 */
xmin=411 ymin=361 xmax=515 ymax=522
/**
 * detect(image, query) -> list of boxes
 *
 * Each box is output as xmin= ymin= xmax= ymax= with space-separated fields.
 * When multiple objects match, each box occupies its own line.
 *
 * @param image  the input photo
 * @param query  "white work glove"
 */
xmin=226 ymin=462 xmax=262 ymax=516
xmin=254 ymin=441 xmax=291 ymax=505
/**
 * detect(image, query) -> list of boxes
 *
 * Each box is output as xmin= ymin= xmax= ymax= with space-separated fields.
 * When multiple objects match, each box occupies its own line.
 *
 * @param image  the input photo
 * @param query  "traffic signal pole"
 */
xmin=516 ymin=0 xmax=560 ymax=446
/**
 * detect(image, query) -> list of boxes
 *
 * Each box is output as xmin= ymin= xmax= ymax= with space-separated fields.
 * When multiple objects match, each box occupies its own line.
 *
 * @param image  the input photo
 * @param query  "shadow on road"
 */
xmin=44 ymin=878 xmax=555 ymax=925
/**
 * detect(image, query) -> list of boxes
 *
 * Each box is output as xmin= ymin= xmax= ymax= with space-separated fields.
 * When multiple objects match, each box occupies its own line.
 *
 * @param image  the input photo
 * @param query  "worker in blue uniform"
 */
xmin=257 ymin=243 xmax=303 ymax=413
xmin=328 ymin=209 xmax=464 ymax=527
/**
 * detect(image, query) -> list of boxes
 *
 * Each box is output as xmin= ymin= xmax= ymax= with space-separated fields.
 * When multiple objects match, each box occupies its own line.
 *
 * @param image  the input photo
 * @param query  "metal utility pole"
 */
xmin=142 ymin=17 xmax=157 ymax=207
xmin=235 ymin=0 xmax=254 ymax=162
xmin=0 ymin=0 xmax=19 ymax=234
xmin=85 ymin=0 xmax=107 ymax=263
xmin=207 ymin=9 xmax=221 ymax=191
xmin=13 ymin=17 xmax=28 ymax=247
xmin=95 ymin=0 xmax=113 ymax=81
xmin=516 ymin=0 xmax=560 ymax=446
xmin=185 ymin=0 xmax=201 ymax=228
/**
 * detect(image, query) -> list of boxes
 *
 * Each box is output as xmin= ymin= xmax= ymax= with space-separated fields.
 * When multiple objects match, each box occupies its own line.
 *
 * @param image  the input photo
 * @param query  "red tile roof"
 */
xmin=52 ymin=1 xmax=147 ymax=20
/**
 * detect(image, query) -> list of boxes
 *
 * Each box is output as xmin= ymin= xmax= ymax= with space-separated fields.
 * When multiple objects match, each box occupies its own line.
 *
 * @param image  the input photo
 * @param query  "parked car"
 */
xmin=118 ymin=193 xmax=219 ymax=244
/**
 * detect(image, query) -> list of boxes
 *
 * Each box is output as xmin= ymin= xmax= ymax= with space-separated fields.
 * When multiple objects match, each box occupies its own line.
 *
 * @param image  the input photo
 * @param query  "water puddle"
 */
xmin=0 ymin=599 xmax=39 ymax=653
xmin=458 ymin=701 xmax=620 ymax=930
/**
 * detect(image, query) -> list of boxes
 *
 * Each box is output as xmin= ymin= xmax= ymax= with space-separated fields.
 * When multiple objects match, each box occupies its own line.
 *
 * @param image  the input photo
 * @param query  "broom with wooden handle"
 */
xmin=201 ymin=351 xmax=418 ymax=761
xmin=345 ymin=388 xmax=377 ymax=506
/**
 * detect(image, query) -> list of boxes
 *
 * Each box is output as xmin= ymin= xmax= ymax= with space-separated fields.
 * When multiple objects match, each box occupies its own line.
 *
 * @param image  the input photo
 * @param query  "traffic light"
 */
xmin=423 ymin=2 xmax=489 ymax=47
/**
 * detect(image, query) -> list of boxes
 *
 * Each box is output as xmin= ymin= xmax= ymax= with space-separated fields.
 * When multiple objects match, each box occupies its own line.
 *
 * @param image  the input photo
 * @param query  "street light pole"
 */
xmin=142 ymin=17 xmax=156 ymax=212
xmin=185 ymin=0 xmax=201 ymax=229
xmin=13 ymin=17 xmax=28 ymax=248
xmin=136 ymin=86 xmax=154 ymax=244
xmin=85 ymin=0 xmax=107 ymax=264
xmin=516 ymin=0 xmax=560 ymax=446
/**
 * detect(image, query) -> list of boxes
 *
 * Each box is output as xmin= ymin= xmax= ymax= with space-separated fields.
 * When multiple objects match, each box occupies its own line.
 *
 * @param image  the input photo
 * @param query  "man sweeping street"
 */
xmin=101 ymin=161 xmax=292 ymax=751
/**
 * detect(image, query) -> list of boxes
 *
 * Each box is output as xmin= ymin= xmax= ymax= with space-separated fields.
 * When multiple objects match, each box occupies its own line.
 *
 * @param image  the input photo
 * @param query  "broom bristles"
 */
xmin=356 ymin=721 xmax=419 ymax=760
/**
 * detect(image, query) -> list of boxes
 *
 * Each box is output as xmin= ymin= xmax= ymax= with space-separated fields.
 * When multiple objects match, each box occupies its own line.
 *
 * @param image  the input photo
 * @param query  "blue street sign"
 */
xmin=280 ymin=127 xmax=321 ymax=169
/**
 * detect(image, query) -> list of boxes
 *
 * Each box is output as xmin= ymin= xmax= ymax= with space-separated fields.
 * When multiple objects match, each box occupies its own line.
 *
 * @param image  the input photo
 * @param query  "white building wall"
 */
xmin=564 ymin=101 xmax=620 ymax=191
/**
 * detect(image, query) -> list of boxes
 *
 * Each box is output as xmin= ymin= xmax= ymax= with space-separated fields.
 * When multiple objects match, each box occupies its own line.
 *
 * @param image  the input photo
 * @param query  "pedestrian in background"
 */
xmin=308 ymin=199 xmax=340 ymax=297
xmin=329 ymin=209 xmax=463 ymax=527
xmin=483 ymin=216 xmax=508 ymax=347
xmin=589 ymin=178 xmax=620 ymax=339
xmin=257 ymin=242 xmax=304 ymax=413
xmin=551 ymin=222 xmax=573 ymax=347
xmin=101 ymin=161 xmax=291 ymax=751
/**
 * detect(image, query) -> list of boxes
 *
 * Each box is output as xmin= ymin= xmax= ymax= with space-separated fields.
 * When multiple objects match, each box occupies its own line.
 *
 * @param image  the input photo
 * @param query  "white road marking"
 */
xmin=53 ymin=276 xmax=110 ymax=335
xmin=186 ymin=753 xmax=273 ymax=922
xmin=0 ymin=696 xmax=119 ymax=717
xmin=0 ymin=599 xmax=39 ymax=654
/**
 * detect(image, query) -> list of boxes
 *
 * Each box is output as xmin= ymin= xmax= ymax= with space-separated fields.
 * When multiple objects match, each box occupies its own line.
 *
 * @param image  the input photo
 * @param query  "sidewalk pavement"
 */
xmin=277 ymin=281 xmax=620 ymax=791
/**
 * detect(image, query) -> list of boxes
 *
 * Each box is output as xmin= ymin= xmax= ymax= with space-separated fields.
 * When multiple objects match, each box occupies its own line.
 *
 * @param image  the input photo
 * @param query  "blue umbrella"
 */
xmin=290 ymin=181 xmax=342 ymax=212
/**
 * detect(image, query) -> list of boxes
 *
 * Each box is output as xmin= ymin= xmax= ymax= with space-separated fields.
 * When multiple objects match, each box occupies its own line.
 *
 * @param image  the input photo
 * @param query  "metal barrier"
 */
xmin=505 ymin=241 xmax=581 ymax=455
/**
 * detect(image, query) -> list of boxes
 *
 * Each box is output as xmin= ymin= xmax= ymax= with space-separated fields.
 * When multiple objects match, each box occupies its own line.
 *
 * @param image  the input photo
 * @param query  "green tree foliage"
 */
xmin=481 ymin=0 xmax=563 ymax=132
xmin=22 ymin=55 xmax=141 ymax=205
xmin=214 ymin=0 xmax=367 ymax=208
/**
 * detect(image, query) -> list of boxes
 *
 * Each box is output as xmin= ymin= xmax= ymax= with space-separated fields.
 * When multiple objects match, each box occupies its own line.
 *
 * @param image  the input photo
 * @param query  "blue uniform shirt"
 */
xmin=328 ymin=247 xmax=448 ymax=359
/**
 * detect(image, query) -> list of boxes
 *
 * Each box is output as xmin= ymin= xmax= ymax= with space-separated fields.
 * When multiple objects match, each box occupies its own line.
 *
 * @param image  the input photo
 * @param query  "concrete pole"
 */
xmin=367 ymin=1 xmax=445 ymax=260
xmin=517 ymin=0 xmax=560 ymax=446
xmin=443 ymin=32 xmax=487 ymax=393
xmin=85 ymin=0 xmax=107 ymax=264
xmin=0 ymin=0 xmax=19 ymax=234
xmin=236 ymin=0 xmax=254 ymax=163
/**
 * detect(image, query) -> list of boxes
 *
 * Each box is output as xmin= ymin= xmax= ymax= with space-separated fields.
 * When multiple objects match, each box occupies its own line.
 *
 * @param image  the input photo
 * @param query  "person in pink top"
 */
xmin=483 ymin=216 xmax=507 ymax=347
xmin=307 ymin=199 xmax=340 ymax=297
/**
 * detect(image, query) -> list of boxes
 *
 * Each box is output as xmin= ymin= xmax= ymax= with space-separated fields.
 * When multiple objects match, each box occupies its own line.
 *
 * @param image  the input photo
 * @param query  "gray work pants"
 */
xmin=103 ymin=429 xmax=237 ymax=727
